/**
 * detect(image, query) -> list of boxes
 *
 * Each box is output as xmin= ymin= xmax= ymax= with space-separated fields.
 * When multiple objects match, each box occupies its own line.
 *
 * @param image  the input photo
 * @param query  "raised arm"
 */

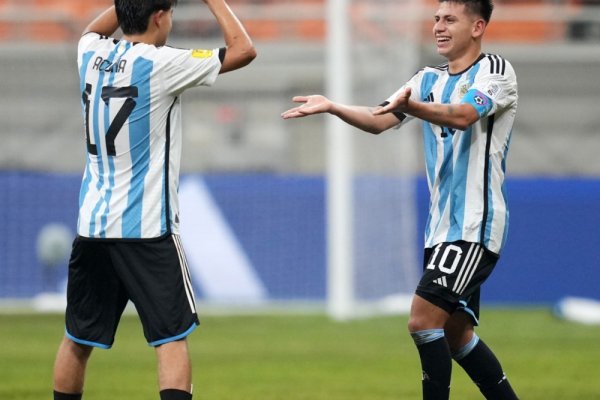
xmin=281 ymin=95 xmax=402 ymax=135
xmin=82 ymin=6 xmax=119 ymax=37
xmin=374 ymin=87 xmax=479 ymax=131
xmin=204 ymin=0 xmax=256 ymax=73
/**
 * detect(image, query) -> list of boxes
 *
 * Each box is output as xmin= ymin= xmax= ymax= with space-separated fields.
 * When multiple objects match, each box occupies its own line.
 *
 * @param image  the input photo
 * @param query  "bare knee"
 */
xmin=444 ymin=313 xmax=475 ymax=352
xmin=156 ymin=338 xmax=189 ymax=359
xmin=408 ymin=295 xmax=450 ymax=334
xmin=62 ymin=337 xmax=93 ymax=361
xmin=408 ymin=314 xmax=432 ymax=334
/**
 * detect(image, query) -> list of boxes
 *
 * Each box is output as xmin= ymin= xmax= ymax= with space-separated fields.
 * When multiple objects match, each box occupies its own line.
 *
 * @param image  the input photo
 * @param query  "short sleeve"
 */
xmin=78 ymin=32 xmax=101 ymax=66
xmin=157 ymin=46 xmax=222 ymax=96
xmin=466 ymin=57 xmax=518 ymax=117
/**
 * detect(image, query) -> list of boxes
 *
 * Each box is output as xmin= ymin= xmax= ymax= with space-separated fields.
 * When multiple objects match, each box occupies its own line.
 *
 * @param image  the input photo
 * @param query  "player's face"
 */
xmin=433 ymin=2 xmax=480 ymax=60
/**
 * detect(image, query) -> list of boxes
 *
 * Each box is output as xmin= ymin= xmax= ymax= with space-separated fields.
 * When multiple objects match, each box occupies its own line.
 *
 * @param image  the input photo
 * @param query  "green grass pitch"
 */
xmin=1 ymin=308 xmax=599 ymax=399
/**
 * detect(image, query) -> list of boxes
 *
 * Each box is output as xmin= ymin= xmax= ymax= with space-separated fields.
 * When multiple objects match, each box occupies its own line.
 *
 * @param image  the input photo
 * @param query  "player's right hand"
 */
xmin=281 ymin=95 xmax=331 ymax=119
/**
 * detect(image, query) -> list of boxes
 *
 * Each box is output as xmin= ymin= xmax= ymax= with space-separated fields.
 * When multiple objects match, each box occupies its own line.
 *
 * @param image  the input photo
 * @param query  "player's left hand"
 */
xmin=372 ymin=87 xmax=412 ymax=116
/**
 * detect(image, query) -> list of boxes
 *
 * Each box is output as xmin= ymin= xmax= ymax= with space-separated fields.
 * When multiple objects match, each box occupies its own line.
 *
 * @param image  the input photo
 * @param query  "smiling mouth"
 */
xmin=436 ymin=37 xmax=451 ymax=45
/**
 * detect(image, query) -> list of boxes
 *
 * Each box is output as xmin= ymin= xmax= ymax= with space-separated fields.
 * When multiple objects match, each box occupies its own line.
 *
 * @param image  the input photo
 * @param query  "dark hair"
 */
xmin=115 ymin=0 xmax=178 ymax=35
xmin=439 ymin=0 xmax=494 ymax=23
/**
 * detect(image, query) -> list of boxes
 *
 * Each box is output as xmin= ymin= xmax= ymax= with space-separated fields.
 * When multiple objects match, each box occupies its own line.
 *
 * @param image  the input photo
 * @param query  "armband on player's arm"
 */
xmin=461 ymin=89 xmax=494 ymax=119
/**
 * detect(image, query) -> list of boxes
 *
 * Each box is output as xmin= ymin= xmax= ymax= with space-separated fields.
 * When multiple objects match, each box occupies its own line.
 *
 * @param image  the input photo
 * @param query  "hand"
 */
xmin=281 ymin=95 xmax=332 ymax=119
xmin=372 ymin=87 xmax=412 ymax=116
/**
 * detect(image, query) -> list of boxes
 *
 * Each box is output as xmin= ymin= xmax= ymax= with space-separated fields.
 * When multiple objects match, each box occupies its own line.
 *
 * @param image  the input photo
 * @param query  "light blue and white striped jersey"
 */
xmin=386 ymin=54 xmax=518 ymax=254
xmin=76 ymin=33 xmax=222 ymax=239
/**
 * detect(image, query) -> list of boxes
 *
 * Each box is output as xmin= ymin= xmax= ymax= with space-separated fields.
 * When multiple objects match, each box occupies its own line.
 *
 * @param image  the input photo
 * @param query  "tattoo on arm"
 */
xmin=432 ymin=104 xmax=445 ymax=118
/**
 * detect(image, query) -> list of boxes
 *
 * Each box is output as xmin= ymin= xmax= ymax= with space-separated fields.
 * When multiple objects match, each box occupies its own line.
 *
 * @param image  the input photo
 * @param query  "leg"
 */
xmin=111 ymin=236 xmax=199 ymax=399
xmin=408 ymin=293 xmax=452 ymax=332
xmin=408 ymin=294 xmax=452 ymax=400
xmin=446 ymin=312 xmax=519 ymax=400
xmin=444 ymin=311 xmax=475 ymax=353
xmin=53 ymin=337 xmax=93 ymax=396
xmin=156 ymin=339 xmax=193 ymax=399
xmin=58 ymin=237 xmax=125 ymax=399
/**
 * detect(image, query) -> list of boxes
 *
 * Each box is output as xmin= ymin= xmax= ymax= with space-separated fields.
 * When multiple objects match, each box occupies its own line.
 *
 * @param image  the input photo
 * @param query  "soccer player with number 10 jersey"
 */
xmin=282 ymin=1 xmax=520 ymax=399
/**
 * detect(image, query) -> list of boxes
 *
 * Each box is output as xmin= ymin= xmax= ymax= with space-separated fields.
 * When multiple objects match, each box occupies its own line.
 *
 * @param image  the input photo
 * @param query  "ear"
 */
xmin=472 ymin=18 xmax=486 ymax=38
xmin=152 ymin=10 xmax=165 ymax=28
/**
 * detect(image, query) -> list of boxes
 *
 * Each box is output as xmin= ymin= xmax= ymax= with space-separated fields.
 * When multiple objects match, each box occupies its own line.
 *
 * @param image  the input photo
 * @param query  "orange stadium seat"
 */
xmin=33 ymin=0 xmax=111 ymax=18
xmin=15 ymin=0 xmax=110 ymax=41
xmin=27 ymin=20 xmax=71 ymax=42
xmin=297 ymin=19 xmax=325 ymax=41
xmin=241 ymin=0 xmax=325 ymax=41
xmin=0 ymin=0 xmax=583 ymax=43
xmin=244 ymin=20 xmax=280 ymax=41
xmin=0 ymin=22 xmax=9 ymax=41
xmin=486 ymin=20 xmax=565 ymax=43
xmin=487 ymin=1 xmax=566 ymax=42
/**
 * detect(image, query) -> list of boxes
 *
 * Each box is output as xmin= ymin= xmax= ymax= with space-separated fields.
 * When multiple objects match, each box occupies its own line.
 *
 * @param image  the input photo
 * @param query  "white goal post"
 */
xmin=326 ymin=0 xmax=424 ymax=320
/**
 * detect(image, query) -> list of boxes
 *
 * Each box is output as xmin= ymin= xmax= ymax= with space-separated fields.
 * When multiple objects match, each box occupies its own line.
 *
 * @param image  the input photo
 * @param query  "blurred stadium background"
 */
xmin=1 ymin=0 xmax=600 ymax=316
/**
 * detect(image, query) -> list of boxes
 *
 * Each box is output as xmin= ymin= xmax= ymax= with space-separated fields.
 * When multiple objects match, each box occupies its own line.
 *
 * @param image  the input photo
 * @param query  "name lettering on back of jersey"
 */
xmin=92 ymin=56 xmax=128 ymax=74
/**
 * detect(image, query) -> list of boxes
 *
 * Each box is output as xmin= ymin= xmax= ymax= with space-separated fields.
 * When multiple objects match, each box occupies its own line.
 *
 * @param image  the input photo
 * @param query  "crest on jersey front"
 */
xmin=459 ymin=84 xmax=469 ymax=98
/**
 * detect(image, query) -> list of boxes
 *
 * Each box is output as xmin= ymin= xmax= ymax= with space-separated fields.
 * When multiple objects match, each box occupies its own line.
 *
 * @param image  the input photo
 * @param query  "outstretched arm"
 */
xmin=82 ymin=6 xmax=119 ymax=37
xmin=281 ymin=95 xmax=402 ymax=135
xmin=204 ymin=0 xmax=256 ymax=73
xmin=373 ymin=87 xmax=479 ymax=131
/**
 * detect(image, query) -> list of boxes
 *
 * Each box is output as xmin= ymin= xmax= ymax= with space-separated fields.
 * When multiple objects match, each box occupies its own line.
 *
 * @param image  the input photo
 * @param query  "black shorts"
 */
xmin=65 ymin=234 xmax=199 ymax=348
xmin=415 ymin=241 xmax=499 ymax=324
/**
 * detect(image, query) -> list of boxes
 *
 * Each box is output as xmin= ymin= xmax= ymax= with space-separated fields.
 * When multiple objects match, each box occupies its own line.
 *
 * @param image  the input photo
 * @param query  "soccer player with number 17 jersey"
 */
xmin=52 ymin=1 xmax=256 ymax=399
xmin=282 ymin=1 xmax=519 ymax=399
